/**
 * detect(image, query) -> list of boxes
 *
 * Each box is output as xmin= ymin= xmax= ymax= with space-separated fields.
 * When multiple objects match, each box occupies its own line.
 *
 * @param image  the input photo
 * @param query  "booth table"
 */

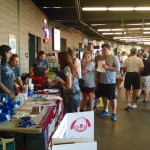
xmin=0 ymin=95 xmax=64 ymax=150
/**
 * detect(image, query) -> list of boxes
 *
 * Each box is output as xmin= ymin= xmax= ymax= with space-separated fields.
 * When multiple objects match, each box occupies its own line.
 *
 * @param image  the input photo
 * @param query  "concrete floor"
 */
xmin=95 ymin=89 xmax=150 ymax=150
xmin=15 ymin=88 xmax=150 ymax=150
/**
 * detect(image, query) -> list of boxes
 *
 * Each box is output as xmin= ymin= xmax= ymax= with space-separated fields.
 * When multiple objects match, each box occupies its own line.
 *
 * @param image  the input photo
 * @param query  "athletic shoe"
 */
xmin=131 ymin=104 xmax=137 ymax=109
xmin=99 ymin=111 xmax=110 ymax=117
xmin=124 ymin=106 xmax=131 ymax=111
xmin=111 ymin=113 xmax=117 ymax=121
xmin=93 ymin=106 xmax=99 ymax=111
xmin=135 ymin=96 xmax=140 ymax=102
xmin=143 ymin=99 xmax=149 ymax=103
xmin=124 ymin=103 xmax=131 ymax=111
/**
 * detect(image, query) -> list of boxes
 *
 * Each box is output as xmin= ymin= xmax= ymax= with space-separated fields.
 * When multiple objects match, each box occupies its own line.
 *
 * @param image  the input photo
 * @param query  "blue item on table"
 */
xmin=16 ymin=116 xmax=37 ymax=128
xmin=0 ymin=97 xmax=20 ymax=122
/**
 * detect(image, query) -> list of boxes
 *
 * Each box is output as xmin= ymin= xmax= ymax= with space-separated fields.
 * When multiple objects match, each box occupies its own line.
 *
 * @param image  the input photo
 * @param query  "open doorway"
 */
xmin=28 ymin=33 xmax=41 ymax=71
xmin=61 ymin=38 xmax=67 ymax=51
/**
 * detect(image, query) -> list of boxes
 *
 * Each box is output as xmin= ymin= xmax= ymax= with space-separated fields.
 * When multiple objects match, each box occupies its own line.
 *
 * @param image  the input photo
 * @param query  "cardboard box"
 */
xmin=52 ymin=111 xmax=97 ymax=150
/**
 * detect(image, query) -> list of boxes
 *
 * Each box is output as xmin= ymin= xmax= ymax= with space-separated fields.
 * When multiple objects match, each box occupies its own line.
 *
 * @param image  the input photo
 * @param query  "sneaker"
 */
xmin=111 ymin=113 xmax=117 ymax=121
xmin=143 ymin=99 xmax=149 ymax=103
xmin=124 ymin=103 xmax=131 ymax=111
xmin=99 ymin=111 xmax=110 ymax=117
xmin=135 ymin=96 xmax=140 ymax=102
xmin=93 ymin=106 xmax=99 ymax=111
xmin=124 ymin=106 xmax=131 ymax=111
xmin=131 ymin=104 xmax=137 ymax=109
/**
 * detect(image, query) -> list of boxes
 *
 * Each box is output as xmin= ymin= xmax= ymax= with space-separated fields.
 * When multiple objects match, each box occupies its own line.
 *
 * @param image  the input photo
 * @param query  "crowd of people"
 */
xmin=0 ymin=43 xmax=150 ymax=122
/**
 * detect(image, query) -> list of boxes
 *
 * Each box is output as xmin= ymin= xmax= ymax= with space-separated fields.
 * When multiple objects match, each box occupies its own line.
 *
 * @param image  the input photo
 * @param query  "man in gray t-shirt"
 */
xmin=95 ymin=43 xmax=120 ymax=121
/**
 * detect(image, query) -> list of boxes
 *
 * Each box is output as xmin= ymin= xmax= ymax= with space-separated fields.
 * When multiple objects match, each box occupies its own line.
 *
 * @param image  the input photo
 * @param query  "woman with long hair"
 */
xmin=0 ymin=45 xmax=15 ymax=99
xmin=56 ymin=51 xmax=81 ymax=113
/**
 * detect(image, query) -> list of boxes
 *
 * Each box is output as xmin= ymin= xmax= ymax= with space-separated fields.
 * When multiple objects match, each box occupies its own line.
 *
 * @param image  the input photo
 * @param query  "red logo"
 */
xmin=70 ymin=117 xmax=91 ymax=132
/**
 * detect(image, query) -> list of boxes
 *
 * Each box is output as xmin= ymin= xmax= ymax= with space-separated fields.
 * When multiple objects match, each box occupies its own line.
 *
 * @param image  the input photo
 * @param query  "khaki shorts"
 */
xmin=140 ymin=76 xmax=150 ymax=90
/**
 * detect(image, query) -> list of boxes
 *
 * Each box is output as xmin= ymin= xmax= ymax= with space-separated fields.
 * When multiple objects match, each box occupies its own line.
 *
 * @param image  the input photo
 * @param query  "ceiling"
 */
xmin=32 ymin=0 xmax=150 ymax=45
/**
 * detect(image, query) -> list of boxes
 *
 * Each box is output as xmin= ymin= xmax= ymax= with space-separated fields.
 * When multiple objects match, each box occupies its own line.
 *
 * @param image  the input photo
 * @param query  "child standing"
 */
xmin=80 ymin=52 xmax=95 ymax=111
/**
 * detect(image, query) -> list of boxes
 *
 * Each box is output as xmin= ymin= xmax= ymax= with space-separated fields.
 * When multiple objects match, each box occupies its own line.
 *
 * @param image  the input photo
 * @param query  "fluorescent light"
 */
xmin=82 ymin=7 xmax=107 ymax=11
xmin=112 ymin=29 xmax=123 ymax=31
xmin=135 ymin=7 xmax=150 ymax=10
xmin=102 ymin=32 xmax=122 ymax=35
xmin=97 ymin=28 xmax=122 ymax=31
xmin=115 ymin=33 xmax=122 ymax=35
xmin=144 ymin=42 xmax=150 ymax=45
xmin=82 ymin=7 xmax=150 ymax=11
xmin=143 ymin=32 xmax=150 ymax=34
xmin=91 ymin=24 xmax=106 ymax=26
xmin=113 ymin=36 xmax=132 ymax=39
xmin=97 ymin=29 xmax=111 ymax=31
xmin=126 ymin=23 xmax=143 ymax=26
xmin=113 ymin=37 xmax=122 ymax=39
xmin=108 ymin=7 xmax=134 ymax=11
xmin=143 ymin=28 xmax=150 ymax=30
xmin=127 ymin=28 xmax=141 ymax=30
xmin=102 ymin=33 xmax=114 ymax=35
xmin=145 ymin=23 xmax=150 ymax=25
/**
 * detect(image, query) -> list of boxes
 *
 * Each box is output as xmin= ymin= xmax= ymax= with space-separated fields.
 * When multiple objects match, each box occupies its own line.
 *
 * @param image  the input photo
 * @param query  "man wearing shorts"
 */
xmin=95 ymin=43 xmax=120 ymax=121
xmin=123 ymin=48 xmax=144 ymax=110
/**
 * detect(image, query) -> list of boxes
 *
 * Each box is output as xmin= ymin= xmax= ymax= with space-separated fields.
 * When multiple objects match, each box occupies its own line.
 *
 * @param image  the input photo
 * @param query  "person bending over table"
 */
xmin=9 ymin=54 xmax=24 ymax=94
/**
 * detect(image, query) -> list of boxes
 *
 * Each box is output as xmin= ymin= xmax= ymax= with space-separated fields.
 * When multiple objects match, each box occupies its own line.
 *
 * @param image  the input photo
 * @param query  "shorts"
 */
xmin=140 ymin=76 xmax=150 ymax=90
xmin=81 ymin=87 xmax=95 ymax=93
xmin=95 ymin=83 xmax=116 ymax=100
xmin=124 ymin=72 xmax=140 ymax=89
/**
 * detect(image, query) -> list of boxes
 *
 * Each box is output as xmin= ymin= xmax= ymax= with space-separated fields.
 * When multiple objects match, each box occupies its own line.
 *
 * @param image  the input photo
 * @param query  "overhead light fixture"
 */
xmin=43 ymin=7 xmax=62 ymax=9
xmin=143 ymin=28 xmax=150 ymax=30
xmin=97 ymin=29 xmax=111 ymax=31
xmin=102 ymin=33 xmax=114 ymax=35
xmin=112 ymin=29 xmax=123 ymax=31
xmin=144 ymin=42 xmax=150 ymax=45
xmin=82 ymin=7 xmax=107 ymax=11
xmin=135 ymin=7 xmax=150 ymax=10
xmin=126 ymin=23 xmax=143 ymax=26
xmin=114 ymin=33 xmax=122 ymax=35
xmin=127 ymin=28 xmax=141 ymax=30
xmin=97 ymin=28 xmax=122 ymax=31
xmin=144 ymin=23 xmax=150 ymax=25
xmin=108 ymin=7 xmax=134 ymax=11
xmin=82 ymin=7 xmax=150 ymax=11
xmin=102 ymin=32 xmax=122 ymax=35
xmin=91 ymin=24 xmax=106 ymax=26
xmin=143 ymin=32 xmax=150 ymax=34
xmin=113 ymin=36 xmax=132 ymax=39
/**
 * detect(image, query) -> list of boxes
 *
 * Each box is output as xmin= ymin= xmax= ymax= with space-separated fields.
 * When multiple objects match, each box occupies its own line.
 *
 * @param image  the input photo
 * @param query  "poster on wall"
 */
xmin=9 ymin=34 xmax=16 ymax=54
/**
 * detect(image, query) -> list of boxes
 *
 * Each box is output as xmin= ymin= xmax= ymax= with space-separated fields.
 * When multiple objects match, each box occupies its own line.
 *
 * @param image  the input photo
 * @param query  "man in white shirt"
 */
xmin=123 ymin=48 xmax=144 ymax=110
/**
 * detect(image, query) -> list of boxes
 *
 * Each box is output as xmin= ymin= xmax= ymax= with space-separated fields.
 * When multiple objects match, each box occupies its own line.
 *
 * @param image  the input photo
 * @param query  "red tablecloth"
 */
xmin=38 ymin=99 xmax=63 ymax=150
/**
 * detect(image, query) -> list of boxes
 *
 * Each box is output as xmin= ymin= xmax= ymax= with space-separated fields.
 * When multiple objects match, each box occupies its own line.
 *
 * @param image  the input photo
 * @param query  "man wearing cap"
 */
xmin=123 ymin=48 xmax=144 ymax=110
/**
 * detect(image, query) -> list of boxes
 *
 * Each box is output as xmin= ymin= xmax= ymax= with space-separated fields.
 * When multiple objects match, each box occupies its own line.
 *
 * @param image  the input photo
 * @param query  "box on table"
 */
xmin=52 ymin=111 xmax=97 ymax=150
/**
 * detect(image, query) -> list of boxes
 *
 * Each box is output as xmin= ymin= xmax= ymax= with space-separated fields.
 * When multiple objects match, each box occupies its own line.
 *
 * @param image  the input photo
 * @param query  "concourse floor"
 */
xmin=15 ymin=88 xmax=150 ymax=150
xmin=95 ymin=88 xmax=150 ymax=150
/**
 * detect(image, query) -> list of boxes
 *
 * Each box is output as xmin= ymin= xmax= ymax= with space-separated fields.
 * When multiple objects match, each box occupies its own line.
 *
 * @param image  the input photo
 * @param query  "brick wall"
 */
xmin=0 ymin=0 xmax=86 ymax=74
